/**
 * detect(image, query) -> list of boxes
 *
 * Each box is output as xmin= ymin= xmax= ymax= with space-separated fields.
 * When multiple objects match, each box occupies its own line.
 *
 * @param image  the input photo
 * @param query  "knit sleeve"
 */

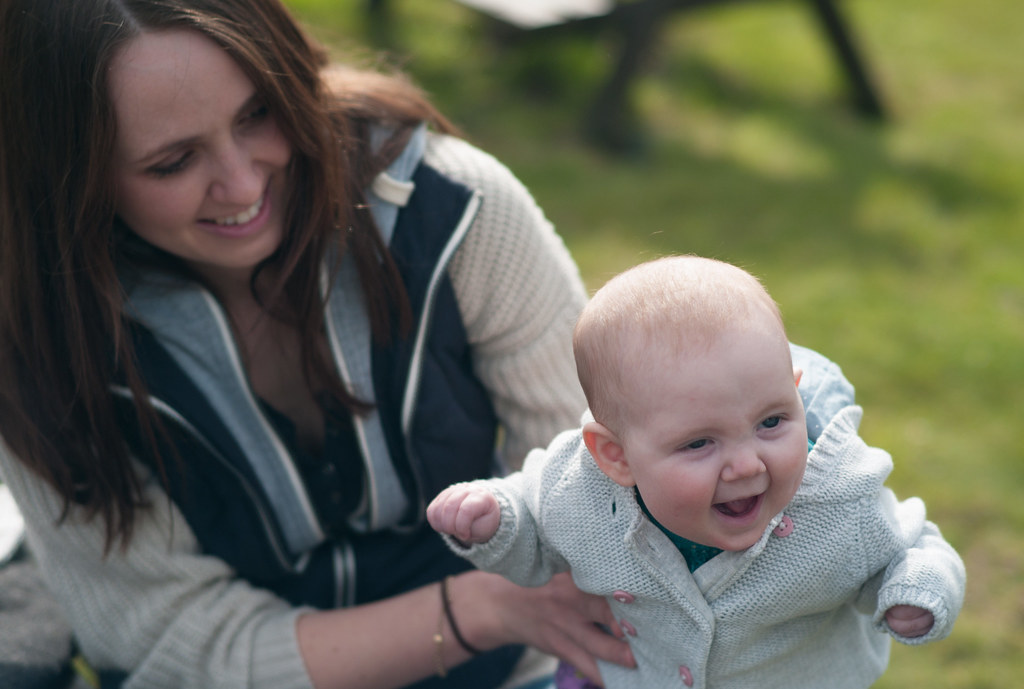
xmin=864 ymin=490 xmax=966 ymax=645
xmin=0 ymin=445 xmax=313 ymax=689
xmin=441 ymin=433 xmax=577 ymax=585
xmin=423 ymin=134 xmax=588 ymax=469
xmin=806 ymin=408 xmax=965 ymax=645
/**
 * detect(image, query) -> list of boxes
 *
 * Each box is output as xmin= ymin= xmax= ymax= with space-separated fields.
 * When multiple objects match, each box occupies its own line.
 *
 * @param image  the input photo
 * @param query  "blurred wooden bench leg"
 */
xmin=366 ymin=0 xmax=395 ymax=46
xmin=585 ymin=0 xmax=675 ymax=151
xmin=807 ymin=0 xmax=885 ymax=119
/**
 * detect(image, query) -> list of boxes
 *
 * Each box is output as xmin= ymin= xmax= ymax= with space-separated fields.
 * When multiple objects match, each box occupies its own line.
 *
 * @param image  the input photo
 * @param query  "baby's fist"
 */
xmin=885 ymin=605 xmax=934 ymax=638
xmin=426 ymin=484 xmax=501 ymax=545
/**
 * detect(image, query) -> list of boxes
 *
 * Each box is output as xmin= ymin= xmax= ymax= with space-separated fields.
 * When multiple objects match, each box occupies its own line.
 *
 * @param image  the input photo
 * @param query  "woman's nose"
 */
xmin=208 ymin=143 xmax=262 ymax=206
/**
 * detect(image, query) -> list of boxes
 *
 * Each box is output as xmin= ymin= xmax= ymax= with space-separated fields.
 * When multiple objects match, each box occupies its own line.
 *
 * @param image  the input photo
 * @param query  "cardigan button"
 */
xmin=611 ymin=590 xmax=635 ymax=604
xmin=619 ymin=619 xmax=637 ymax=636
xmin=773 ymin=515 xmax=794 ymax=538
xmin=678 ymin=665 xmax=694 ymax=687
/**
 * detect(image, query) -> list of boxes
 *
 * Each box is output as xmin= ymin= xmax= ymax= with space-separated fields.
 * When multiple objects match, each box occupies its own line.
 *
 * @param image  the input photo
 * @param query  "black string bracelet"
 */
xmin=441 ymin=576 xmax=483 ymax=656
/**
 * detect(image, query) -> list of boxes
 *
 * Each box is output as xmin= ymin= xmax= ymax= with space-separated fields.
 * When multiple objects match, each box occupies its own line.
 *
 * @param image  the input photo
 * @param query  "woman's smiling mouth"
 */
xmin=197 ymin=185 xmax=273 ymax=239
xmin=207 ymin=193 xmax=265 ymax=226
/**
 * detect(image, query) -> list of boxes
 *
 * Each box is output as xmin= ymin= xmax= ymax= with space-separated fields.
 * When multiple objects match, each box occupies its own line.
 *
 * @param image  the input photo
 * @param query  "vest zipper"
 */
xmin=109 ymin=386 xmax=296 ymax=573
xmin=197 ymin=291 xmax=325 ymax=545
xmin=400 ymin=189 xmax=483 ymax=520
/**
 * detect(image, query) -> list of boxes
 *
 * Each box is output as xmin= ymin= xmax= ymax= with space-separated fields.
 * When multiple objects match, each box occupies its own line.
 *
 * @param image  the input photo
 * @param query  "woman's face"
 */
xmin=110 ymin=29 xmax=293 ymax=286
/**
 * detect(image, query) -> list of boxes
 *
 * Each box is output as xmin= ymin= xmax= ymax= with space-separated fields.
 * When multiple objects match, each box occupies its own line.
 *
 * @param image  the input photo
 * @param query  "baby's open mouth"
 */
xmin=714 ymin=494 xmax=762 ymax=518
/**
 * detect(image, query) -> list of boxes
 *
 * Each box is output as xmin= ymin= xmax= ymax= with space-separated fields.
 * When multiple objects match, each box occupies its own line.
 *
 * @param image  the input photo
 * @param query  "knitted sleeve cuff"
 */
xmin=874 ymin=585 xmax=953 ymax=645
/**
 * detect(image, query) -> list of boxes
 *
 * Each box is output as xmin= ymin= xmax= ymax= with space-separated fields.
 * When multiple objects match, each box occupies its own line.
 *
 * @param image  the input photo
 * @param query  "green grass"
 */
xmin=296 ymin=1 xmax=1023 ymax=684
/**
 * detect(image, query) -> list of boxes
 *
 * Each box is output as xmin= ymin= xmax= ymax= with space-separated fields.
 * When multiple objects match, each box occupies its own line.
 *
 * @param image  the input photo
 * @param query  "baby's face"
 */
xmin=617 ymin=326 xmax=808 ymax=551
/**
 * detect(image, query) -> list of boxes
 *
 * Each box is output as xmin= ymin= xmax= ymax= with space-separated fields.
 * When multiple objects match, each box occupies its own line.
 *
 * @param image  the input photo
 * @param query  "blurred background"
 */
xmin=288 ymin=1 xmax=1021 ymax=686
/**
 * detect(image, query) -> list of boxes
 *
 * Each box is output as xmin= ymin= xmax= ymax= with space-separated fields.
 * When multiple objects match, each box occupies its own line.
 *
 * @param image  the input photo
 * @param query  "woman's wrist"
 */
xmin=440 ymin=576 xmax=483 ymax=656
xmin=446 ymin=570 xmax=516 ymax=652
xmin=297 ymin=578 xmax=489 ymax=689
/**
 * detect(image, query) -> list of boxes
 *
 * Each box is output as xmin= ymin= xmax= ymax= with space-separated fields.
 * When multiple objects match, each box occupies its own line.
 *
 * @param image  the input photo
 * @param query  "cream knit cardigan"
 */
xmin=451 ymin=406 xmax=966 ymax=689
xmin=0 ymin=133 xmax=589 ymax=689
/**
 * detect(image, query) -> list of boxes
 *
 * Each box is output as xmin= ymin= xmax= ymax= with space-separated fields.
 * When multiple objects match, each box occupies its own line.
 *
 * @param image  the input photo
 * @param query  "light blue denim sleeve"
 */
xmin=790 ymin=343 xmax=856 ymax=442
xmin=512 ymin=678 xmax=556 ymax=689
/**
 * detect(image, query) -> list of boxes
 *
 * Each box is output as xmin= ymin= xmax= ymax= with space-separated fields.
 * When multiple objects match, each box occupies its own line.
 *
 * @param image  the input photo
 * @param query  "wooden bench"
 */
xmin=367 ymin=0 xmax=886 ymax=150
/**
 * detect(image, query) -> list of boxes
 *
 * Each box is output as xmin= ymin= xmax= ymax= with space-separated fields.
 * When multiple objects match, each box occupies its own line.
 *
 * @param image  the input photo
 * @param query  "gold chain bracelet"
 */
xmin=433 ymin=581 xmax=447 ymax=678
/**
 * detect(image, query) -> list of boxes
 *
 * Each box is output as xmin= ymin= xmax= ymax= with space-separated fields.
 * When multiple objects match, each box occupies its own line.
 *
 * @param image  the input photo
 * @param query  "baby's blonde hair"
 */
xmin=573 ymin=255 xmax=788 ymax=434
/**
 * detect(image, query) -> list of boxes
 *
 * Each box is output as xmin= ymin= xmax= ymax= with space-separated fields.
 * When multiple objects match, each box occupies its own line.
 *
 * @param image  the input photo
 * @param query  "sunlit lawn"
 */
xmin=291 ymin=1 xmax=1023 ymax=685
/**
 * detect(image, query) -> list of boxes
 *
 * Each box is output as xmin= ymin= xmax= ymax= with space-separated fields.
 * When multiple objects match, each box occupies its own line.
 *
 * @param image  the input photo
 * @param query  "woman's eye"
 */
xmin=243 ymin=103 xmax=270 ymax=124
xmin=148 ymin=152 xmax=192 ymax=178
xmin=760 ymin=416 xmax=782 ymax=430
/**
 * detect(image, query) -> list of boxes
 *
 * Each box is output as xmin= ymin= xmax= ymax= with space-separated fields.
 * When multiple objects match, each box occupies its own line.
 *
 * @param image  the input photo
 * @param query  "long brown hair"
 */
xmin=0 ymin=0 xmax=457 ymax=548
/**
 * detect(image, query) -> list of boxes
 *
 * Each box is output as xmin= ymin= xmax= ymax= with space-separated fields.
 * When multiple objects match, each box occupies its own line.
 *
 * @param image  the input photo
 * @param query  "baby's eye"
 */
xmin=685 ymin=439 xmax=708 ymax=450
xmin=760 ymin=416 xmax=782 ymax=430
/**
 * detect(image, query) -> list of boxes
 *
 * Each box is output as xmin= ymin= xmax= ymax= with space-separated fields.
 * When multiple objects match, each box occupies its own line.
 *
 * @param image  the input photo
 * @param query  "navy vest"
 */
xmin=110 ymin=163 xmax=523 ymax=688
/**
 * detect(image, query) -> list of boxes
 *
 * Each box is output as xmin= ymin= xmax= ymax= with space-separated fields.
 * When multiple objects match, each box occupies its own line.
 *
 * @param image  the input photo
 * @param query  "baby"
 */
xmin=428 ymin=256 xmax=965 ymax=689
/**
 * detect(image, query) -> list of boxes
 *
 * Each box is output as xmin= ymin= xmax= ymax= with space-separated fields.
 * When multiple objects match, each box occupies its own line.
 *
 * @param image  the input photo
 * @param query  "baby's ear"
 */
xmin=583 ymin=421 xmax=636 ymax=487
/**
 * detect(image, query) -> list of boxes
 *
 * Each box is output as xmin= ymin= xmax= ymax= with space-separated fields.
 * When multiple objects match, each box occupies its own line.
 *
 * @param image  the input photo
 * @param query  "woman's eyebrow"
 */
xmin=131 ymin=92 xmax=262 ymax=166
xmin=133 ymin=135 xmax=201 ymax=167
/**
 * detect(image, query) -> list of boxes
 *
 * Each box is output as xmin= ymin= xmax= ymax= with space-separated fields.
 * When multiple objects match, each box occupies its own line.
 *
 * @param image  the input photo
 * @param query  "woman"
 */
xmin=0 ymin=0 xmax=635 ymax=687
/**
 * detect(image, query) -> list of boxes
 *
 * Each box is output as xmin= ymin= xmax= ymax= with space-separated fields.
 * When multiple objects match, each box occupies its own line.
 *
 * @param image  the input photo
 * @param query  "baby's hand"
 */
xmin=885 ymin=605 xmax=934 ymax=638
xmin=426 ymin=483 xmax=501 ymax=545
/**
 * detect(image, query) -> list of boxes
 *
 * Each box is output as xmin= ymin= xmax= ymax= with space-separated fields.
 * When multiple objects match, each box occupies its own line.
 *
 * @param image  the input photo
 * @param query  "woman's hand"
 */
xmin=451 ymin=570 xmax=636 ymax=685
xmin=297 ymin=570 xmax=635 ymax=689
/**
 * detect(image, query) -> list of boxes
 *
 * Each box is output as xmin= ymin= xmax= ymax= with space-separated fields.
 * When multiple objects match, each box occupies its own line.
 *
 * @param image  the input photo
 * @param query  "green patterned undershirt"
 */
xmin=635 ymin=489 xmax=723 ymax=573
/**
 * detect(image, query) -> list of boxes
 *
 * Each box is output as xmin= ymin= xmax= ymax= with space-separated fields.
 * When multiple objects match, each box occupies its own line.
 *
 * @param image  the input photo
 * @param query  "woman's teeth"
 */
xmin=211 ymin=195 xmax=263 ymax=225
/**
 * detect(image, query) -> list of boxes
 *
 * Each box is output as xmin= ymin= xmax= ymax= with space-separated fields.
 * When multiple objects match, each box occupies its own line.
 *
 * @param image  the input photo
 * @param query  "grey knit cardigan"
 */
xmin=447 ymin=405 xmax=966 ymax=689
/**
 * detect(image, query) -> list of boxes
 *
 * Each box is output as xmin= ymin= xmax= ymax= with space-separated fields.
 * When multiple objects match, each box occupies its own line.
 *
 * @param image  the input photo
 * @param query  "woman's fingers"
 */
xmin=470 ymin=572 xmax=635 ymax=685
xmin=542 ymin=574 xmax=635 ymax=681
xmin=548 ymin=572 xmax=623 ymax=637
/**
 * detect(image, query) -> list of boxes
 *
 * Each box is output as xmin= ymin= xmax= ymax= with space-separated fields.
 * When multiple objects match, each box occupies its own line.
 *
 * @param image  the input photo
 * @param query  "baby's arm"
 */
xmin=427 ymin=483 xmax=501 ymax=545
xmin=864 ymin=493 xmax=966 ymax=644
xmin=428 ymin=433 xmax=582 ymax=587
